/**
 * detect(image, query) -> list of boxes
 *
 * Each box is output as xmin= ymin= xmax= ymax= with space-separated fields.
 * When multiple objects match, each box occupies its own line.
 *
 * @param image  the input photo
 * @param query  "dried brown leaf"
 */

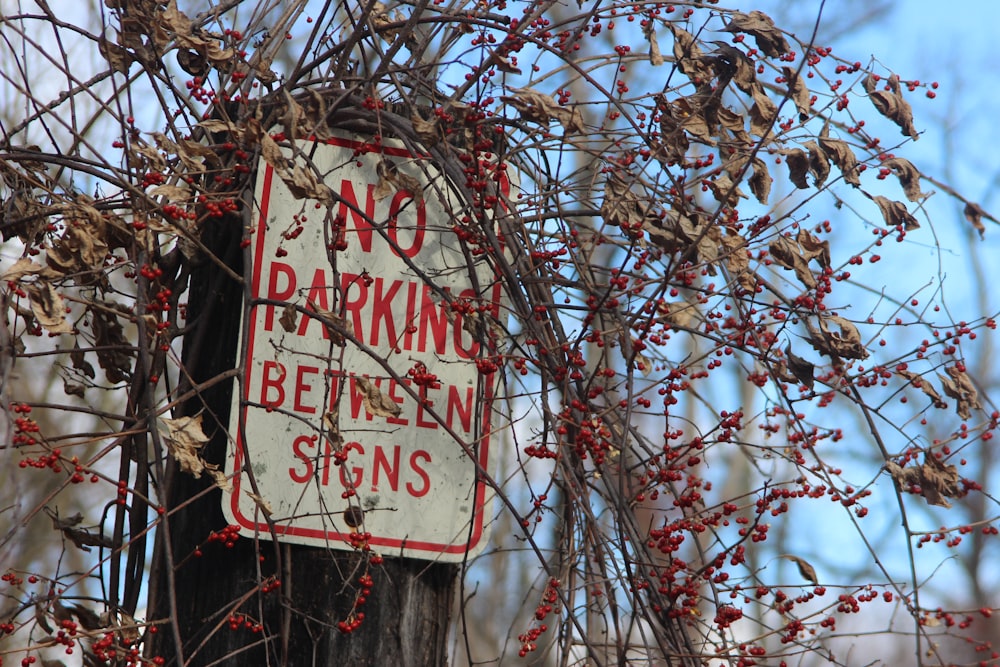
xmin=870 ymin=194 xmax=919 ymax=230
xmin=412 ymin=115 xmax=441 ymax=147
xmin=963 ymin=202 xmax=989 ymax=239
xmin=374 ymin=159 xmax=423 ymax=202
xmin=602 ymin=172 xmax=656 ymax=231
xmin=70 ymin=342 xmax=95 ymax=380
xmin=782 ymin=67 xmax=811 ymax=120
xmin=63 ymin=379 xmax=85 ymax=398
xmin=26 ymin=283 xmax=72 ymax=334
xmin=668 ymin=24 xmax=712 ymax=82
xmin=939 ymin=365 xmax=981 ymax=420
xmin=246 ymin=491 xmax=273 ymax=516
xmin=710 ymin=42 xmax=757 ymax=93
xmin=643 ymin=22 xmax=663 ymax=66
xmin=804 ymin=141 xmax=830 ymax=187
xmin=502 ymin=88 xmax=584 ymax=134
xmin=306 ymin=298 xmax=347 ymax=345
xmin=63 ymin=526 xmax=114 ymax=552
xmin=91 ymin=306 xmax=132 ymax=383
xmin=279 ymin=303 xmax=298 ymax=333
xmin=67 ymin=604 xmax=103 ymax=631
xmin=808 ymin=314 xmax=868 ymax=360
xmin=658 ymin=300 xmax=699 ymax=330
xmin=99 ymin=36 xmax=133 ymax=73
xmin=159 ymin=414 xmax=212 ymax=479
xmin=782 ymin=149 xmax=810 ymax=189
xmin=780 ymin=554 xmax=818 ymax=583
xmin=721 ymin=231 xmax=757 ymax=291
xmin=248 ymin=119 xmax=336 ymax=206
xmin=706 ymin=174 xmax=746 ymax=207
xmin=886 ymin=453 xmax=960 ymax=508
xmin=882 ymin=157 xmax=926 ymax=201
xmin=864 ymin=74 xmax=918 ymax=139
xmin=721 ymin=10 xmax=790 ymax=58
xmin=897 ymin=368 xmax=947 ymax=409
xmin=2 ymin=257 xmax=52 ymax=282
xmin=818 ymin=135 xmax=861 ymax=187
xmin=356 ymin=377 xmax=402 ymax=418
xmin=768 ymin=235 xmax=815 ymax=289
xmin=796 ymin=228 xmax=830 ymax=269
xmin=670 ymin=97 xmax=713 ymax=143
xmin=784 ymin=345 xmax=815 ymax=389
xmin=748 ymin=157 xmax=771 ymax=204
xmin=161 ymin=0 xmax=235 ymax=67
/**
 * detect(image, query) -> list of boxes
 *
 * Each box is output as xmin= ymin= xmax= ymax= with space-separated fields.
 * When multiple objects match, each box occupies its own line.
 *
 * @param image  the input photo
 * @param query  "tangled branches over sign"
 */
xmin=0 ymin=1 xmax=998 ymax=666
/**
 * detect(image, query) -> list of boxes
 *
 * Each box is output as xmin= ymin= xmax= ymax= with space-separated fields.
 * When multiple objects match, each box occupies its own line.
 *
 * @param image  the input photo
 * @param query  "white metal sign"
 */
xmin=224 ymin=131 xmax=503 ymax=561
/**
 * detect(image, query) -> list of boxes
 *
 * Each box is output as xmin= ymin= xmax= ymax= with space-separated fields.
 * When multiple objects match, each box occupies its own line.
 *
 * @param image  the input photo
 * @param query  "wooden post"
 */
xmin=147 ymin=176 xmax=458 ymax=666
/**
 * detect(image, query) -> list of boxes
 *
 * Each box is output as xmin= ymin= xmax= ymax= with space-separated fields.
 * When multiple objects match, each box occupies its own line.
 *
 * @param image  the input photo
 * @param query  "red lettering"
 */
xmin=387 ymin=191 xmax=426 ymax=258
xmin=341 ymin=441 xmax=364 ymax=489
xmin=299 ymin=269 xmax=333 ymax=338
xmin=289 ymin=435 xmax=315 ymax=483
xmin=386 ymin=378 xmax=407 ymax=425
xmin=403 ymin=281 xmax=418 ymax=349
xmin=416 ymin=386 xmax=437 ymax=429
xmin=294 ymin=365 xmax=319 ymax=414
xmin=406 ymin=450 xmax=432 ymax=497
xmin=341 ymin=273 xmax=367 ymax=340
xmin=370 ymin=278 xmax=402 ymax=348
xmin=448 ymin=385 xmax=474 ymax=433
xmin=453 ymin=288 xmax=480 ymax=359
xmin=419 ymin=285 xmax=448 ymax=354
xmin=347 ymin=376 xmax=368 ymax=420
xmin=264 ymin=262 xmax=296 ymax=331
xmin=371 ymin=445 xmax=400 ymax=492
xmin=260 ymin=361 xmax=286 ymax=407
xmin=338 ymin=181 xmax=375 ymax=252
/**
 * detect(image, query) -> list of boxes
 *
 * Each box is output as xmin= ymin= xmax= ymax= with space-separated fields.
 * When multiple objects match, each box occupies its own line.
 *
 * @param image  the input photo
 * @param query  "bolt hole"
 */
xmin=343 ymin=507 xmax=364 ymax=528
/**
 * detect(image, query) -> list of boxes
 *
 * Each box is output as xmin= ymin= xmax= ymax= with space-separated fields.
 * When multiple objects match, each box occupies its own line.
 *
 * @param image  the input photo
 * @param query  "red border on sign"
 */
xmin=229 ymin=136 xmax=496 ymax=556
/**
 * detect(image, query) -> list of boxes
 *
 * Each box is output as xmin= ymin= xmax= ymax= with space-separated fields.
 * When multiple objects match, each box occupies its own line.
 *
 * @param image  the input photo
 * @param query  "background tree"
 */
xmin=1 ymin=1 xmax=998 ymax=666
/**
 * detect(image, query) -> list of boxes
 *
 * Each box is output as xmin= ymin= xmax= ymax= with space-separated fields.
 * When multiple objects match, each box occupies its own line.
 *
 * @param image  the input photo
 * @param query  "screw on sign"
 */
xmin=225 ymin=130 xmax=506 ymax=561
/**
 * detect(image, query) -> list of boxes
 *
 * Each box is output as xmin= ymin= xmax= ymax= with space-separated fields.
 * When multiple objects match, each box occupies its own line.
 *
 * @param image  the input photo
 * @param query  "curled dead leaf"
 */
xmin=356 ymin=377 xmax=402 ymax=418
xmin=412 ymin=114 xmax=441 ymax=147
xmin=808 ymin=314 xmax=868 ymax=360
xmin=25 ymin=283 xmax=73 ymax=334
xmin=869 ymin=194 xmax=919 ymax=231
xmin=159 ymin=414 xmax=212 ymax=479
xmin=804 ymin=141 xmax=830 ymax=187
xmin=784 ymin=345 xmax=815 ymax=390
xmin=864 ymin=74 xmax=918 ymax=140
xmin=748 ymin=157 xmax=771 ymax=204
xmin=374 ymin=159 xmax=423 ymax=202
xmin=279 ymin=303 xmax=298 ymax=333
xmin=782 ymin=67 xmax=811 ymax=120
xmin=721 ymin=10 xmax=790 ymax=58
xmin=306 ymin=298 xmax=346 ymax=345
xmin=643 ymin=22 xmax=663 ymax=66
xmin=897 ymin=369 xmax=947 ymax=410
xmin=819 ymin=134 xmax=861 ymax=187
xmin=963 ymin=202 xmax=990 ymax=239
xmin=501 ymin=88 xmax=584 ymax=135
xmin=882 ymin=157 xmax=926 ymax=202
xmin=782 ymin=149 xmax=810 ymax=189
xmin=2 ymin=257 xmax=53 ymax=282
xmin=938 ymin=365 xmax=981 ymax=421
xmin=246 ymin=492 xmax=273 ymax=516
xmin=780 ymin=554 xmax=818 ymax=584
xmin=886 ymin=453 xmax=960 ymax=508
xmin=768 ymin=235 xmax=815 ymax=289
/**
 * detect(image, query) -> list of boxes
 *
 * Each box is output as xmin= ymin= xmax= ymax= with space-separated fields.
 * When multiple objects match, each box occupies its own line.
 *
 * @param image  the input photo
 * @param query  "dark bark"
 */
xmin=147 ymin=210 xmax=456 ymax=666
